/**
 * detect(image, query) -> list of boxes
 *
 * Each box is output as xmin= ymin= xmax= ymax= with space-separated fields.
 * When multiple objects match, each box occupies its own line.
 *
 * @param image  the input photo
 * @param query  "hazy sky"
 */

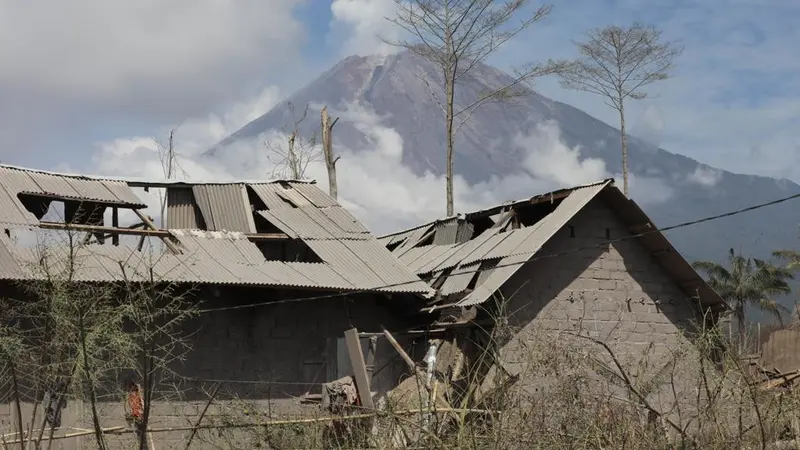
xmin=1 ymin=0 xmax=797 ymax=232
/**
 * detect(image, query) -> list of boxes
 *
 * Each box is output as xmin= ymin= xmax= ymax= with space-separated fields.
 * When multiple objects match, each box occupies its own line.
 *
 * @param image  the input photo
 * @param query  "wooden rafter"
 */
xmin=37 ymin=221 xmax=291 ymax=241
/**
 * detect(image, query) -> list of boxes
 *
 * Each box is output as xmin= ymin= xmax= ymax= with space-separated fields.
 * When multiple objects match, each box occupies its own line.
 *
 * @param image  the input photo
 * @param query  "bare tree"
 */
xmin=154 ymin=127 xmax=189 ymax=228
xmin=388 ymin=0 xmax=564 ymax=216
xmin=265 ymin=102 xmax=320 ymax=180
xmin=558 ymin=23 xmax=684 ymax=197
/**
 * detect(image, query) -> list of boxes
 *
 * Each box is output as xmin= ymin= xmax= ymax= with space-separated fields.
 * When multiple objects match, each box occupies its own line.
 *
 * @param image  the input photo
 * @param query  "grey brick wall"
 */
xmin=492 ymin=197 xmax=706 ymax=416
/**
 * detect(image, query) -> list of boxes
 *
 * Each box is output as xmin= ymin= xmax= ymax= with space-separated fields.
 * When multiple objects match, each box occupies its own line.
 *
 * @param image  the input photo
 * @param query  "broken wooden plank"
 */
xmin=134 ymin=209 xmax=182 ymax=254
xmin=344 ymin=328 xmax=374 ymax=409
xmin=382 ymin=326 xmax=415 ymax=371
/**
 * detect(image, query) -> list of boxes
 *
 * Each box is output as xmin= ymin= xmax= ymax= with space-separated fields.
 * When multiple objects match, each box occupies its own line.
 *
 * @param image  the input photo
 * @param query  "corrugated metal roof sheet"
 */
xmin=305 ymin=239 xmax=384 ymax=288
xmin=166 ymin=188 xmax=203 ymax=229
xmin=170 ymin=230 xmax=266 ymax=265
xmin=432 ymin=220 xmax=459 ymax=245
xmin=249 ymin=184 xmax=290 ymax=210
xmin=456 ymin=221 xmax=475 ymax=244
xmin=0 ymin=235 xmax=26 ymax=279
xmin=276 ymin=186 xmax=312 ymax=207
xmin=341 ymin=239 xmax=433 ymax=293
xmin=457 ymin=182 xmax=609 ymax=306
xmin=192 ymin=184 xmax=255 ymax=233
xmin=288 ymin=183 xmax=338 ymax=207
xmin=0 ymin=185 xmax=39 ymax=225
xmin=322 ymin=206 xmax=370 ymax=234
xmin=0 ymin=165 xmax=436 ymax=297
xmin=439 ymin=262 xmax=479 ymax=296
xmin=259 ymin=209 xmax=334 ymax=239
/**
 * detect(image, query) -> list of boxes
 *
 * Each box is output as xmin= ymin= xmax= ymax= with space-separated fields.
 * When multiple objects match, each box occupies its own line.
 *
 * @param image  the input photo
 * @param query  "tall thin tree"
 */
xmin=558 ymin=23 xmax=683 ymax=197
xmin=388 ymin=0 xmax=563 ymax=216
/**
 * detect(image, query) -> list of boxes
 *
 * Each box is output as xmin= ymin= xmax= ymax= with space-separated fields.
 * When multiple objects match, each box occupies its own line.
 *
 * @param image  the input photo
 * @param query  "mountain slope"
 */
xmin=208 ymin=52 xmax=800 ymax=313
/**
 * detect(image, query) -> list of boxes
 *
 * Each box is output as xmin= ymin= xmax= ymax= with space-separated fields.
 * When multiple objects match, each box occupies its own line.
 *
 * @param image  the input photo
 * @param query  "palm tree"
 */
xmin=692 ymin=248 xmax=793 ymax=351
xmin=773 ymin=248 xmax=800 ymax=324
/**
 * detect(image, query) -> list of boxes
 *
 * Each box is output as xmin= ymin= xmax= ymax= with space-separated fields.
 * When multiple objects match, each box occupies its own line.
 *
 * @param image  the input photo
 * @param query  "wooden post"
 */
xmin=133 ymin=209 xmax=181 ymax=254
xmin=321 ymin=106 xmax=340 ymax=200
xmin=112 ymin=207 xmax=119 ymax=246
xmin=382 ymin=326 xmax=415 ymax=371
xmin=344 ymin=328 xmax=374 ymax=409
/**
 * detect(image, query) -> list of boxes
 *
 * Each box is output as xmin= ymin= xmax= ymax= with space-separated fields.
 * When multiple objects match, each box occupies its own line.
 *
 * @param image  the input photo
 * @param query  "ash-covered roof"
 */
xmin=0 ymin=165 xmax=433 ymax=296
xmin=379 ymin=179 xmax=725 ymax=310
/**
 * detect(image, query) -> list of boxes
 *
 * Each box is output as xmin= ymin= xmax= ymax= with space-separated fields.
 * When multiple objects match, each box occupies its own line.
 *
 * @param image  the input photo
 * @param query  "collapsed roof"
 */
xmin=0 ymin=165 xmax=434 ymax=296
xmin=379 ymin=180 xmax=725 ymax=311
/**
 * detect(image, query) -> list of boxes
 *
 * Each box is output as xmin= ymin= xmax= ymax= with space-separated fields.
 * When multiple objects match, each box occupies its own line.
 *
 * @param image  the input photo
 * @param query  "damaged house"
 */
xmin=0 ymin=164 xmax=728 ymax=447
xmin=379 ymin=179 xmax=727 ymax=422
xmin=0 ymin=164 xmax=437 ymax=448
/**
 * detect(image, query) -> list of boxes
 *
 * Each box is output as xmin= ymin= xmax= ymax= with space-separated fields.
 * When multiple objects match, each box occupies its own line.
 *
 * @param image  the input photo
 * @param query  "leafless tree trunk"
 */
xmin=265 ymin=102 xmax=320 ymax=180
xmin=388 ymin=0 xmax=565 ymax=216
xmin=321 ymin=106 xmax=340 ymax=200
xmin=558 ymin=23 xmax=684 ymax=197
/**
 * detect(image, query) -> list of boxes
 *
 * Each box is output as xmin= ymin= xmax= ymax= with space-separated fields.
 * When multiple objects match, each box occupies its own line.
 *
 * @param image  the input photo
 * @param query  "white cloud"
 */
xmin=687 ymin=166 xmax=723 ymax=187
xmin=86 ymin=96 xmax=674 ymax=235
xmin=0 ymin=1 xmax=303 ymax=110
xmin=330 ymin=0 xmax=400 ymax=57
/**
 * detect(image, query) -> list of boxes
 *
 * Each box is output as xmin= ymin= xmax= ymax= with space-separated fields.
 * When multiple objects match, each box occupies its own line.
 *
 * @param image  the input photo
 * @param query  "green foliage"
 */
xmin=693 ymin=248 xmax=793 ymax=349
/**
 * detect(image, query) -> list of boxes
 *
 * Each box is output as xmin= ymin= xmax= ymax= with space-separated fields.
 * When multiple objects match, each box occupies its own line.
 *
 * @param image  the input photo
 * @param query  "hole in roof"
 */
xmin=254 ymin=240 xmax=323 ymax=263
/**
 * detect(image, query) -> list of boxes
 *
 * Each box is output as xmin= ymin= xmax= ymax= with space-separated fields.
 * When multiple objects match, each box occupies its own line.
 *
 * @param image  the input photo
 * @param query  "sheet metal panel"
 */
xmin=28 ymin=172 xmax=82 ymax=199
xmin=439 ymin=262 xmax=479 ymax=296
xmin=100 ymin=181 xmax=146 ymax=206
xmin=259 ymin=208 xmax=333 ymax=239
xmin=191 ymin=184 xmax=255 ymax=232
xmin=166 ymin=188 xmax=203 ymax=229
xmin=481 ymin=225 xmax=541 ymax=261
xmin=457 ymin=184 xmax=607 ymax=306
xmin=299 ymin=206 xmax=354 ymax=239
xmin=288 ymin=262 xmax=354 ymax=289
xmin=455 ymin=221 xmax=475 ymax=243
xmin=276 ymin=186 xmax=312 ymax=207
xmin=432 ymin=220 xmax=459 ymax=245
xmin=458 ymin=252 xmax=529 ymax=306
xmin=394 ymin=226 xmax=431 ymax=254
xmin=64 ymin=178 xmax=120 ymax=205
xmin=0 ymin=186 xmax=39 ymax=225
xmin=341 ymin=239 xmax=434 ymax=293
xmin=0 ymin=167 xmax=41 ymax=194
xmin=415 ymin=244 xmax=460 ymax=274
xmin=460 ymin=231 xmax=515 ymax=266
xmin=474 ymin=260 xmax=499 ymax=286
xmin=435 ymin=228 xmax=501 ymax=272
xmin=249 ymin=184 xmax=290 ymax=210
xmin=304 ymin=239 xmax=384 ymax=289
xmin=0 ymin=235 xmax=26 ymax=279
xmin=288 ymin=183 xmax=338 ymax=207
xmin=322 ymin=206 xmax=370 ymax=234
xmin=254 ymin=261 xmax=317 ymax=287
xmin=255 ymin=210 xmax=298 ymax=238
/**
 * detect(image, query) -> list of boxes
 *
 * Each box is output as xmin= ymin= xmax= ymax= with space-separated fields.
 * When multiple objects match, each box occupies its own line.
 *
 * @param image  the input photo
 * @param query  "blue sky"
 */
xmin=0 ymin=0 xmax=798 ymax=186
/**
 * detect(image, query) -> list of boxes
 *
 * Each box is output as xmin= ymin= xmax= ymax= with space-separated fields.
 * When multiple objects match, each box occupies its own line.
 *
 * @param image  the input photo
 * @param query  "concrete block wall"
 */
xmin=0 ymin=291 xmax=417 ymax=449
xmin=493 ymin=197 xmax=707 ymax=417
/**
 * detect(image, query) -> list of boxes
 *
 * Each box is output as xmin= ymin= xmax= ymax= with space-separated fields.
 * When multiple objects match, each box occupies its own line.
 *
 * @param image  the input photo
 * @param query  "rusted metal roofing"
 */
xmin=192 ymin=184 xmax=255 ymax=233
